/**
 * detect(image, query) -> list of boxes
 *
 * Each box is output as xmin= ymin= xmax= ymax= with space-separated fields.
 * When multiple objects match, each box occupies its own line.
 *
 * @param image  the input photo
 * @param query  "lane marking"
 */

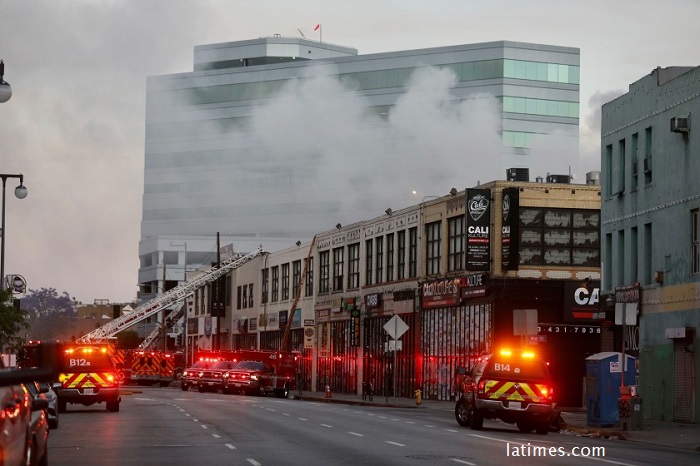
xmin=385 ymin=441 xmax=405 ymax=447
xmin=423 ymin=425 xmax=435 ymax=428
xmin=348 ymin=432 xmax=364 ymax=437
xmin=225 ymin=443 xmax=236 ymax=450
xmin=247 ymin=459 xmax=261 ymax=466
xmin=445 ymin=429 xmax=459 ymax=433
xmin=450 ymin=459 xmax=476 ymax=465
xmin=405 ymin=421 xmax=416 ymax=424
xmin=212 ymin=434 xmax=220 ymax=438
xmin=283 ymin=413 xmax=290 ymax=416
xmin=321 ymin=424 xmax=333 ymax=428
xmin=299 ymin=417 xmax=308 ymax=421
xmin=201 ymin=425 xmax=208 ymax=430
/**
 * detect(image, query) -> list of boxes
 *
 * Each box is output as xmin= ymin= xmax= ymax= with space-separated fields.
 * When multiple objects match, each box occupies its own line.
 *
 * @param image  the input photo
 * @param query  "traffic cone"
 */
xmin=325 ymin=384 xmax=332 ymax=398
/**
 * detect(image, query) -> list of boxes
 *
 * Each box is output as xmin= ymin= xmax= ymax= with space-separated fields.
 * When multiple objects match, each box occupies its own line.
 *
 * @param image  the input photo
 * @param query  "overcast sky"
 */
xmin=1 ymin=0 xmax=698 ymax=304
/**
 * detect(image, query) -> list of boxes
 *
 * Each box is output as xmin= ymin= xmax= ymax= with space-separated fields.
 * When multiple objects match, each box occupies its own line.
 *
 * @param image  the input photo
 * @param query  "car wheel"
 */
xmin=58 ymin=399 xmax=67 ymax=413
xmin=276 ymin=384 xmax=289 ymax=398
xmin=516 ymin=420 xmax=534 ymax=433
xmin=198 ymin=385 xmax=206 ymax=393
xmin=455 ymin=399 xmax=472 ymax=427
xmin=535 ymin=421 xmax=549 ymax=435
xmin=181 ymin=383 xmax=189 ymax=391
xmin=222 ymin=385 xmax=232 ymax=395
xmin=107 ymin=400 xmax=120 ymax=412
xmin=49 ymin=414 xmax=59 ymax=429
xmin=470 ymin=409 xmax=483 ymax=430
xmin=258 ymin=384 xmax=265 ymax=397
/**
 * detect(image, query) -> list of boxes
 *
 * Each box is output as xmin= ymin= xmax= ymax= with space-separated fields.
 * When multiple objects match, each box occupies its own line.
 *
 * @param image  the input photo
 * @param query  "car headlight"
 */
xmin=250 ymin=375 xmax=259 ymax=381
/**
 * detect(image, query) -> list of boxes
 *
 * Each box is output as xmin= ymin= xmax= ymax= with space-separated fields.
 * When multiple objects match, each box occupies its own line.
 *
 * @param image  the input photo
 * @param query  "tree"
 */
xmin=20 ymin=287 xmax=77 ymax=318
xmin=0 ymin=289 xmax=30 ymax=352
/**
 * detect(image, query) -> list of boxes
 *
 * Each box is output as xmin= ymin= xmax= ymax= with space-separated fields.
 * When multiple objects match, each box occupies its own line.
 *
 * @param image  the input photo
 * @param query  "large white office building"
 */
xmin=138 ymin=36 xmax=580 ymax=299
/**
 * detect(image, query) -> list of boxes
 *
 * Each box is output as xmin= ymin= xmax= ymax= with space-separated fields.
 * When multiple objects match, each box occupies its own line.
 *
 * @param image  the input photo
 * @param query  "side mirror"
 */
xmin=31 ymin=398 xmax=49 ymax=412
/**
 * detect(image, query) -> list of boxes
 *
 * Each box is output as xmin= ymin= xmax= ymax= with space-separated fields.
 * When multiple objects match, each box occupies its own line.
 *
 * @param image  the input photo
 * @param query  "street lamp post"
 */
xmin=1 ymin=174 xmax=28 ymax=290
xmin=0 ymin=60 xmax=12 ymax=103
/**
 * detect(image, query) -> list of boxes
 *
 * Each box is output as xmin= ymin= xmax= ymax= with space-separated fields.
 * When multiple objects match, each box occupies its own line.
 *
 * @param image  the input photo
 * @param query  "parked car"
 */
xmin=25 ymin=381 xmax=58 ymax=429
xmin=0 ymin=379 xmax=32 ymax=466
xmin=23 ymin=383 xmax=49 ymax=466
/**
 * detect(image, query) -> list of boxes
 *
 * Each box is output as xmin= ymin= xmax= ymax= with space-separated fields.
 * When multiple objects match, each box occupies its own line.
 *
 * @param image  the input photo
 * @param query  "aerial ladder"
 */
xmin=77 ymin=246 xmax=264 ymax=344
xmin=138 ymin=301 xmax=185 ymax=350
xmin=280 ymin=236 xmax=315 ymax=352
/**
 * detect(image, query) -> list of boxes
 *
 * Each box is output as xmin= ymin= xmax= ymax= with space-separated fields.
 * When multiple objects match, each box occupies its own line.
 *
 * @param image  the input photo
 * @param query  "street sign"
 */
xmin=383 ymin=315 xmax=409 ymax=340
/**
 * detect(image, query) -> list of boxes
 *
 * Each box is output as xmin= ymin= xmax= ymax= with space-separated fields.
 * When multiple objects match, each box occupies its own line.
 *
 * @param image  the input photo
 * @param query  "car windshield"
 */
xmin=212 ymin=361 xmax=237 ymax=370
xmin=235 ymin=361 xmax=264 ymax=371
xmin=190 ymin=360 xmax=211 ymax=369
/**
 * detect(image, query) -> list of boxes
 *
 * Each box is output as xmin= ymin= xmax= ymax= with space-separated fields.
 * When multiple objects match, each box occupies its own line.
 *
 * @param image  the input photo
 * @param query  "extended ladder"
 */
xmin=77 ymin=246 xmax=264 ymax=343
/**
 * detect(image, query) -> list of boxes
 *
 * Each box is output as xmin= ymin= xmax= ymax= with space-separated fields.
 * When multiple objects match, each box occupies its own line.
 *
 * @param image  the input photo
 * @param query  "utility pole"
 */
xmin=216 ymin=232 xmax=221 ymax=350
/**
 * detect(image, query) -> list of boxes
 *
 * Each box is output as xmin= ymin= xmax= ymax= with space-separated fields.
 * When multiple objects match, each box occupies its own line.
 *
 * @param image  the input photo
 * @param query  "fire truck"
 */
xmin=129 ymin=350 xmax=185 ymax=387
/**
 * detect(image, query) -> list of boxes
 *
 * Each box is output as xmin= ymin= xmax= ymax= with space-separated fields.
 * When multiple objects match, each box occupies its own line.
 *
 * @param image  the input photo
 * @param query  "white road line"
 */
xmin=321 ymin=424 xmax=333 ymax=428
xmin=282 ymin=413 xmax=290 ymax=416
xmin=445 ymin=429 xmax=459 ymax=433
xmin=266 ymin=408 xmax=276 ymax=412
xmin=193 ymin=419 xmax=199 ymax=422
xmin=405 ymin=421 xmax=416 ymax=424
xmin=450 ymin=459 xmax=476 ymax=465
xmin=225 ymin=443 xmax=236 ymax=450
xmin=348 ymin=432 xmax=364 ymax=437
xmin=385 ymin=441 xmax=405 ymax=447
xmin=212 ymin=434 xmax=220 ymax=438
xmin=247 ymin=459 xmax=261 ymax=466
xmin=299 ymin=417 xmax=308 ymax=421
xmin=423 ymin=425 xmax=435 ymax=428
xmin=201 ymin=425 xmax=208 ymax=430
xmin=185 ymin=413 xmax=191 ymax=417
xmin=378 ymin=416 xmax=387 ymax=419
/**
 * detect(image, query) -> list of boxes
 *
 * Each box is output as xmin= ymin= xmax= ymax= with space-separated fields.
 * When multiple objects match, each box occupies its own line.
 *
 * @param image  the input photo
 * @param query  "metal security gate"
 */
xmin=673 ymin=337 xmax=695 ymax=422
xmin=420 ymin=303 xmax=492 ymax=401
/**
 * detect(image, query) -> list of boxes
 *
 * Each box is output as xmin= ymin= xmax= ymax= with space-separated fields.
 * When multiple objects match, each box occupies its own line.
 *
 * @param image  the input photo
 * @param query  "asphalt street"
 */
xmin=48 ymin=387 xmax=700 ymax=466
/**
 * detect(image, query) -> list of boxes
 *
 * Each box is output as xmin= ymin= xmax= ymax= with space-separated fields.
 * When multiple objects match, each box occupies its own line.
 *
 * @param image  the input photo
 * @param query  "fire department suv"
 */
xmin=222 ymin=350 xmax=298 ymax=397
xmin=455 ymin=349 xmax=554 ymax=435
xmin=54 ymin=345 xmax=121 ymax=413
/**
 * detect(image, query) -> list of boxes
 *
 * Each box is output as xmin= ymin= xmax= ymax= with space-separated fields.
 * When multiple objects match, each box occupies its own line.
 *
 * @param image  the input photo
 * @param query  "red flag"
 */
xmin=314 ymin=24 xmax=320 ymax=31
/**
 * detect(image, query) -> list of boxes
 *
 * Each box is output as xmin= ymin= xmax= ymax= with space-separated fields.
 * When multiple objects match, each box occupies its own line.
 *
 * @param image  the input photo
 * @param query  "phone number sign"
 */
xmin=538 ymin=324 xmax=601 ymax=335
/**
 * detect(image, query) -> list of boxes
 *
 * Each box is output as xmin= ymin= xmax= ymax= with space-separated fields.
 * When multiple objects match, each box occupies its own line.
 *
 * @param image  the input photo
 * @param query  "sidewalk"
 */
xmin=293 ymin=390 xmax=700 ymax=452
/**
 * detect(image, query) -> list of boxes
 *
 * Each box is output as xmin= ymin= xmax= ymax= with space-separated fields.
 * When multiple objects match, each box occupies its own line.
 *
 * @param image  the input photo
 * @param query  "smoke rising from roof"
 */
xmin=186 ymin=64 xmax=504 ymax=234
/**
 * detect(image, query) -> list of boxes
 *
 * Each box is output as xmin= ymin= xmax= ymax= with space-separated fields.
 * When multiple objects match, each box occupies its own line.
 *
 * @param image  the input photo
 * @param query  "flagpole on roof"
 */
xmin=314 ymin=23 xmax=322 ymax=43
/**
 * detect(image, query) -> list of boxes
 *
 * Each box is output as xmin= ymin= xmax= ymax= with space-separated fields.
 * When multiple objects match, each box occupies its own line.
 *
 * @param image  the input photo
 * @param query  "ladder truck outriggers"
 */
xmin=75 ymin=246 xmax=264 ymax=385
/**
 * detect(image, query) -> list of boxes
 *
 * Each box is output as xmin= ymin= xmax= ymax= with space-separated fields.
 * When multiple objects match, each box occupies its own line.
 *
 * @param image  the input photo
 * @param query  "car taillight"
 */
xmin=106 ymin=373 xmax=115 ymax=384
xmin=477 ymin=380 xmax=486 ymax=392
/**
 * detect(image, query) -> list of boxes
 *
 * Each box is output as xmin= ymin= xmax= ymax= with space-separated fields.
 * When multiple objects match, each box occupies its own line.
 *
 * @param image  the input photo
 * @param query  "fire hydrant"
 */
xmin=325 ymin=384 xmax=332 ymax=398
xmin=414 ymin=388 xmax=422 ymax=405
